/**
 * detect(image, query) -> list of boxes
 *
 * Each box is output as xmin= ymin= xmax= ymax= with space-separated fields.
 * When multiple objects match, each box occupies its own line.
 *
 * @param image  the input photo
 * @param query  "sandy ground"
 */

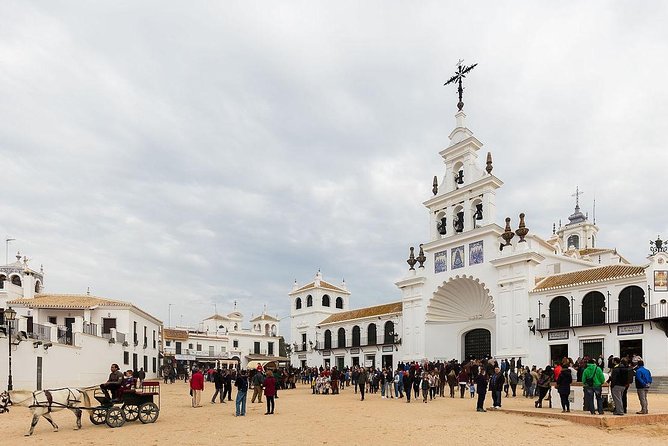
xmin=3 ymin=382 xmax=668 ymax=445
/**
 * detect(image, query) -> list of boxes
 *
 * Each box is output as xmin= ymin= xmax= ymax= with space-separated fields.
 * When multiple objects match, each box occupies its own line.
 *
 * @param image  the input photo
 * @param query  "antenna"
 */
xmin=593 ymin=194 xmax=596 ymax=224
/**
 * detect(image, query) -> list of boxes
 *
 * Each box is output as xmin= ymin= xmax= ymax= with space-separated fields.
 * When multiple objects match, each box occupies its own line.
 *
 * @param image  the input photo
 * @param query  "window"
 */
xmin=34 ymin=281 xmax=41 ymax=293
xmin=254 ymin=342 xmax=260 ymax=354
xmin=152 ymin=357 xmax=157 ymax=373
xmin=221 ymin=346 xmax=226 ymax=352
xmin=384 ymin=321 xmax=394 ymax=344
xmin=567 ymin=234 xmax=580 ymax=249
xmin=165 ymin=340 xmax=171 ymax=347
xmin=618 ymin=285 xmax=646 ymax=322
xmin=233 ymin=340 xmax=239 ymax=348
xmin=188 ymin=343 xmax=194 ymax=349
xmin=209 ymin=345 xmax=214 ymax=356
xmin=336 ymin=297 xmax=343 ymax=309
xmin=143 ymin=326 xmax=148 ymax=346
xmin=143 ymin=355 xmax=148 ymax=372
xmin=549 ymin=296 xmax=570 ymax=329
xmin=337 ymin=327 xmax=346 ymax=348
xmin=322 ymin=294 xmax=330 ymax=307
xmin=48 ymin=316 xmax=57 ymax=325
xmin=301 ymin=333 xmax=307 ymax=351
xmin=352 ymin=326 xmax=360 ymax=347
xmin=175 ymin=341 xmax=182 ymax=354
xmin=367 ymin=324 xmax=377 ymax=345
xmin=132 ymin=353 xmax=138 ymax=371
xmin=133 ymin=321 xmax=138 ymax=343
xmin=582 ymin=291 xmax=605 ymax=326
xmin=196 ymin=344 xmax=202 ymax=351
xmin=268 ymin=342 xmax=274 ymax=356
xmin=295 ymin=298 xmax=302 ymax=310
xmin=152 ymin=330 xmax=156 ymax=349
xmin=306 ymin=295 xmax=313 ymax=307
xmin=0 ymin=274 xmax=5 ymax=289
xmin=324 ymin=330 xmax=332 ymax=349
xmin=11 ymin=275 xmax=21 ymax=287
xmin=102 ymin=318 xmax=116 ymax=335
xmin=123 ymin=351 xmax=129 ymax=365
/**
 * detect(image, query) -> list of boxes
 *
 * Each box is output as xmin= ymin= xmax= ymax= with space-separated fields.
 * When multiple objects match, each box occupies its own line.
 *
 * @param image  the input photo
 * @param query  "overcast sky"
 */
xmin=2 ymin=1 xmax=667 ymax=335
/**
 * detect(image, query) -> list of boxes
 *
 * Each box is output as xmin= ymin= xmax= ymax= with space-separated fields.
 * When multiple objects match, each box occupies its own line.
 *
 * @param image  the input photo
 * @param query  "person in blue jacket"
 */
xmin=634 ymin=359 xmax=652 ymax=414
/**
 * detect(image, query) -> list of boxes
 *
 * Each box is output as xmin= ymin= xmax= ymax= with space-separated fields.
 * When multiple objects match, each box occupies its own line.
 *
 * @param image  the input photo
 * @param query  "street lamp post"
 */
xmin=5 ymin=307 xmax=17 ymax=391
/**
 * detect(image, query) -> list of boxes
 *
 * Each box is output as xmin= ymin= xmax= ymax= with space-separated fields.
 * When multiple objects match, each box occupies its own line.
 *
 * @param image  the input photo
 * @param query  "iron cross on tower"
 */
xmin=572 ymin=186 xmax=584 ymax=208
xmin=444 ymin=60 xmax=477 ymax=111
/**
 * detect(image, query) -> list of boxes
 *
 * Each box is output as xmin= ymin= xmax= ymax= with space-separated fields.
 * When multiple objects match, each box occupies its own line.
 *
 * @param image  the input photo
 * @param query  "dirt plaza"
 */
xmin=3 ymin=383 xmax=668 ymax=445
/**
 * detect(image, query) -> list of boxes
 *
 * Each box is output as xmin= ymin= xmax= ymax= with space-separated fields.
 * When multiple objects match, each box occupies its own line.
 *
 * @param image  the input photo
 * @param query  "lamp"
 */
xmin=33 ymin=340 xmax=43 ymax=348
xmin=43 ymin=342 xmax=52 ymax=350
xmin=527 ymin=318 xmax=535 ymax=334
xmin=5 ymin=307 xmax=16 ymax=391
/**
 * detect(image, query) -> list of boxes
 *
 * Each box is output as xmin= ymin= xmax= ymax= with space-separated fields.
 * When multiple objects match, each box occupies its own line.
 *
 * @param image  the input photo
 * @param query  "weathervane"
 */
xmin=444 ymin=59 xmax=477 ymax=111
xmin=572 ymin=186 xmax=584 ymax=209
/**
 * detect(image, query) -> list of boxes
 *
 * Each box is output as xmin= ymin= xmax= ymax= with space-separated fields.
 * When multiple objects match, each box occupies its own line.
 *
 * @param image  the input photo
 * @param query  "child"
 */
xmin=469 ymin=381 xmax=475 ymax=398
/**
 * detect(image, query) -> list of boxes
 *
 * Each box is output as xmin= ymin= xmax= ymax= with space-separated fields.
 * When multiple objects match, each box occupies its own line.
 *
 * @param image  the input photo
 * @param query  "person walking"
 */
xmin=534 ymin=367 xmax=552 ymax=408
xmin=581 ymin=359 xmax=605 ymax=415
xmin=190 ymin=366 xmax=204 ymax=408
xmin=508 ymin=368 xmax=518 ymax=397
xmin=235 ymin=370 xmax=249 ymax=416
xmin=264 ymin=370 xmax=277 ymax=415
xmin=475 ymin=368 xmax=488 ymax=412
xmin=421 ymin=372 xmax=430 ymax=403
xmin=358 ymin=367 xmax=368 ymax=401
xmin=556 ymin=360 xmax=572 ymax=412
xmin=211 ymin=369 xmax=226 ymax=404
xmin=457 ymin=369 xmax=469 ymax=398
xmin=402 ymin=371 xmax=412 ymax=403
xmin=251 ymin=369 xmax=264 ymax=403
xmin=634 ymin=359 xmax=652 ymax=414
xmin=222 ymin=370 xmax=233 ymax=401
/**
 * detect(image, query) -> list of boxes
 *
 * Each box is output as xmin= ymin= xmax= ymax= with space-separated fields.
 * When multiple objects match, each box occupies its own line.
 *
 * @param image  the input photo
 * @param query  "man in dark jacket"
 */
xmin=489 ymin=366 xmax=505 ymax=409
xmin=211 ymin=369 xmax=225 ymax=403
xmin=610 ymin=358 xmax=630 ymax=415
xmin=357 ymin=367 xmax=368 ymax=401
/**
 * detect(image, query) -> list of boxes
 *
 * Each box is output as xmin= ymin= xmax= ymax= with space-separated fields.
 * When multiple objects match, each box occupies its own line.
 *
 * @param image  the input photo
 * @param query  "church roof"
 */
xmin=578 ymin=248 xmax=612 ymax=256
xmin=290 ymin=280 xmax=349 ymax=295
xmin=531 ymin=265 xmax=646 ymax=293
xmin=204 ymin=314 xmax=231 ymax=321
xmin=319 ymin=302 xmax=402 ymax=325
xmin=163 ymin=328 xmax=189 ymax=341
xmin=250 ymin=313 xmax=279 ymax=322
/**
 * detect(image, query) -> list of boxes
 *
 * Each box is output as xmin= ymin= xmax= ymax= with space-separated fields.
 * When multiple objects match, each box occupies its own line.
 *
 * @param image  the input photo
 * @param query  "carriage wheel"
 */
xmin=138 ymin=402 xmax=159 ymax=424
xmin=105 ymin=407 xmax=126 ymax=428
xmin=90 ymin=408 xmax=108 ymax=425
xmin=122 ymin=404 xmax=140 ymax=422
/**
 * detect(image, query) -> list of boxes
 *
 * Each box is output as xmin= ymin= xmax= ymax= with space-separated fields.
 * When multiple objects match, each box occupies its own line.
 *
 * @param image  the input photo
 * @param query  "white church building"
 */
xmin=289 ymin=107 xmax=668 ymax=376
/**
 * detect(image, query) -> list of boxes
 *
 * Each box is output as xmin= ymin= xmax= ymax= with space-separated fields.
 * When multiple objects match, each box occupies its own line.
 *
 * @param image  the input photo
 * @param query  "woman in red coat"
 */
xmin=263 ymin=370 xmax=277 ymax=415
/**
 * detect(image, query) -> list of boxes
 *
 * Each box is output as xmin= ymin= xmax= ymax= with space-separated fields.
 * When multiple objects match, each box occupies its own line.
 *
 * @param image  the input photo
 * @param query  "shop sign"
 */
xmin=548 ymin=330 xmax=569 ymax=341
xmin=617 ymin=324 xmax=643 ymax=336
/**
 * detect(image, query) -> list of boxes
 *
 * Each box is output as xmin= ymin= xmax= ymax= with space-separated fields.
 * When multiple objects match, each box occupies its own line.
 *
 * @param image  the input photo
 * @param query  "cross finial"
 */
xmin=444 ymin=60 xmax=477 ymax=111
xmin=571 ymin=186 xmax=584 ymax=209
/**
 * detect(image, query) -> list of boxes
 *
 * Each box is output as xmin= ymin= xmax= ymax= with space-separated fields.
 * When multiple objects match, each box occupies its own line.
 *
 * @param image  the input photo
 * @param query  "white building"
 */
xmin=0 ymin=253 xmax=162 ymax=390
xmin=289 ymin=107 xmax=668 ymax=376
xmin=162 ymin=308 xmax=285 ymax=370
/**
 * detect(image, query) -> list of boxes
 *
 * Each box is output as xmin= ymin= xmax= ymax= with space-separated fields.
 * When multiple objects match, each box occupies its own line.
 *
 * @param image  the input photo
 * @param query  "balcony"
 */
xmin=534 ymin=303 xmax=668 ymax=331
xmin=314 ymin=335 xmax=401 ymax=350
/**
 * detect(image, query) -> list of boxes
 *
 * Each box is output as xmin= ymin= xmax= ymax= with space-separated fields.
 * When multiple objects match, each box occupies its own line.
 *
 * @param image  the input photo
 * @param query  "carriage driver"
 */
xmin=100 ymin=363 xmax=124 ymax=400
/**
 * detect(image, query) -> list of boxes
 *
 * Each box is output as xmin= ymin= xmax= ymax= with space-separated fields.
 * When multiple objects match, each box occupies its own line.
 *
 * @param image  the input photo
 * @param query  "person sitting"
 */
xmin=121 ymin=370 xmax=137 ymax=393
xmin=101 ymin=363 xmax=124 ymax=401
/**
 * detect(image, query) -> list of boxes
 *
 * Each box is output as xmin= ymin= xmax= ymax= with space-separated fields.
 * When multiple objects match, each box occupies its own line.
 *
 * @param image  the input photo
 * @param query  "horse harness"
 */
xmin=29 ymin=388 xmax=81 ymax=412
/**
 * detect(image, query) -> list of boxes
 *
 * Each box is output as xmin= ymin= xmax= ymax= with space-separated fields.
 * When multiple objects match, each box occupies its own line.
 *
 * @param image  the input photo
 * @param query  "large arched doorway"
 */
xmin=464 ymin=328 xmax=491 ymax=361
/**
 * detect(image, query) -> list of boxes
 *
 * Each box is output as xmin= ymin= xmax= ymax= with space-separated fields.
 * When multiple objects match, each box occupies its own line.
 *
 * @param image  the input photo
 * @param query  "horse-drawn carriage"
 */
xmin=90 ymin=380 xmax=161 ymax=428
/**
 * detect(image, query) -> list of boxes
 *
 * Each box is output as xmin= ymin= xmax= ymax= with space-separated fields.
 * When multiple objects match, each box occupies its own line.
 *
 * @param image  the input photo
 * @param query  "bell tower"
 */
xmin=556 ymin=187 xmax=599 ymax=250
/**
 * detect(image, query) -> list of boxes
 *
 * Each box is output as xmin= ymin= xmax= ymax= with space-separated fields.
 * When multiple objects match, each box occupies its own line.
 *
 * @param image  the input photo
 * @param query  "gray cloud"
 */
xmin=1 ymin=1 xmax=667 ymax=334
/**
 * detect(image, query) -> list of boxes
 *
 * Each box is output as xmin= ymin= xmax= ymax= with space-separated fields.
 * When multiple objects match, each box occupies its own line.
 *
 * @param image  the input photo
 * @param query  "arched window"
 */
xmin=352 ymin=326 xmax=360 ymax=347
xmin=549 ymin=296 xmax=570 ymax=328
xmin=295 ymin=297 xmax=302 ymax=310
xmin=324 ymin=330 xmax=332 ymax=349
xmin=234 ymin=323 xmax=238 ymax=331
xmin=306 ymin=295 xmax=313 ymax=307
xmin=567 ymin=234 xmax=580 ymax=249
xmin=618 ymin=285 xmax=645 ymax=322
xmin=265 ymin=324 xmax=270 ymax=336
xmin=34 ymin=281 xmax=41 ymax=293
xmin=335 ymin=297 xmax=343 ymax=309
xmin=384 ymin=321 xmax=395 ymax=344
xmin=582 ymin=291 xmax=605 ymax=326
xmin=322 ymin=294 xmax=330 ymax=307
xmin=0 ymin=274 xmax=5 ymax=289
xmin=271 ymin=324 xmax=277 ymax=336
xmin=367 ymin=323 xmax=377 ymax=345
xmin=337 ymin=327 xmax=346 ymax=348
xmin=11 ymin=275 xmax=21 ymax=287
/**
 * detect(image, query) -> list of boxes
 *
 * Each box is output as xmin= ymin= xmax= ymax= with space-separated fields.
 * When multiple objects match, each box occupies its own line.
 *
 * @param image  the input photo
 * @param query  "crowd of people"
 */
xmin=297 ymin=352 xmax=653 ymax=415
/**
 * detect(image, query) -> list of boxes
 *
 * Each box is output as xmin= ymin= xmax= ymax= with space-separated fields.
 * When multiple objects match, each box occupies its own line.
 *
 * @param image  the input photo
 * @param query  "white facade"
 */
xmin=289 ymin=108 xmax=668 ymax=376
xmin=0 ymin=255 xmax=162 ymax=390
xmin=163 ymin=309 xmax=284 ymax=369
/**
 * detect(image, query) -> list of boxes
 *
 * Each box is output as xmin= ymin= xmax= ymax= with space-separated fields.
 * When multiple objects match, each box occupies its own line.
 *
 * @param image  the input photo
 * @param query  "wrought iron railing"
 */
xmin=58 ymin=327 xmax=73 ymax=345
xmin=32 ymin=323 xmax=51 ymax=341
xmin=315 ymin=335 xmax=401 ymax=350
xmin=536 ymin=304 xmax=668 ymax=331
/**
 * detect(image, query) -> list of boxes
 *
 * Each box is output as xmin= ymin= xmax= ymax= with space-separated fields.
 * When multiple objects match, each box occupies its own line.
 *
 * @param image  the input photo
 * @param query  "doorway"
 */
xmin=550 ymin=344 xmax=569 ymax=365
xmin=382 ymin=354 xmax=393 ymax=369
xmin=336 ymin=356 xmax=345 ymax=370
xmin=620 ymin=339 xmax=642 ymax=360
xmin=365 ymin=354 xmax=376 ymax=369
xmin=464 ymin=328 xmax=491 ymax=361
